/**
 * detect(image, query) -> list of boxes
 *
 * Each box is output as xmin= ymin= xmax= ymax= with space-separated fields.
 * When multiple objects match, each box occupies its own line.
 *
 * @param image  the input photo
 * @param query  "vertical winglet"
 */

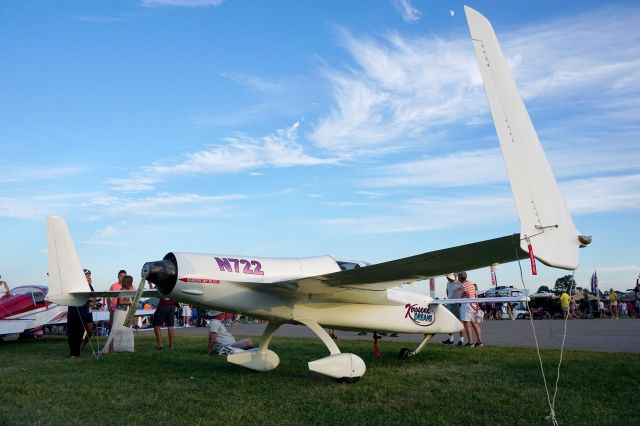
xmin=46 ymin=216 xmax=88 ymax=306
xmin=464 ymin=6 xmax=585 ymax=270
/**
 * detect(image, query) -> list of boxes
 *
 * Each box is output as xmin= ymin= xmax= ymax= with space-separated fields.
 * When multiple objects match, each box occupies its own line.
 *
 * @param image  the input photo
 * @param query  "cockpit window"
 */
xmin=337 ymin=261 xmax=362 ymax=271
xmin=10 ymin=286 xmax=44 ymax=296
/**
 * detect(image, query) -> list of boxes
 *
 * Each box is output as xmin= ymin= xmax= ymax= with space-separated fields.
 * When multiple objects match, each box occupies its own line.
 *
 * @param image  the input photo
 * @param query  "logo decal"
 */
xmin=404 ymin=304 xmax=435 ymax=326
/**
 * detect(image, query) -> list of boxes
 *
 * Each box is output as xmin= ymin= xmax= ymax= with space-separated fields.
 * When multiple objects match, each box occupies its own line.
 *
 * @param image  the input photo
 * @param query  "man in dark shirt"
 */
xmin=153 ymin=297 xmax=177 ymax=349
xmin=67 ymin=269 xmax=94 ymax=357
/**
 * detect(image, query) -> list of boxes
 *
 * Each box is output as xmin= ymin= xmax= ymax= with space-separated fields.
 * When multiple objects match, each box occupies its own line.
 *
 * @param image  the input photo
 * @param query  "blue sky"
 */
xmin=1 ymin=0 xmax=638 ymax=295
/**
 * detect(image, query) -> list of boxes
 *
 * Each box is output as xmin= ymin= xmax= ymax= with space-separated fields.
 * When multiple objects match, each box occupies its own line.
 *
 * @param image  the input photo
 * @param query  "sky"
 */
xmin=1 ymin=0 xmax=638 ymax=296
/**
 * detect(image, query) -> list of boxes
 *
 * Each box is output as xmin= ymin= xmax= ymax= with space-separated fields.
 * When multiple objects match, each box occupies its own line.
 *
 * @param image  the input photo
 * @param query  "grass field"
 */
xmin=1 ymin=334 xmax=637 ymax=425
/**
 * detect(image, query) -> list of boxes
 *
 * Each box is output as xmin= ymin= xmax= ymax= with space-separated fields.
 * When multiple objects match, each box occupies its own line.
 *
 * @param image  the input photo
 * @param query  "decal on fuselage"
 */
xmin=178 ymin=277 xmax=220 ymax=284
xmin=404 ymin=304 xmax=435 ymax=326
xmin=214 ymin=257 xmax=265 ymax=275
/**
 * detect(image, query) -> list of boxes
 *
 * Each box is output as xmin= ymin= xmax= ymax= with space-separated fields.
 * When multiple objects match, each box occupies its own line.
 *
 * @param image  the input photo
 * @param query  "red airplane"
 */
xmin=0 ymin=285 xmax=67 ymax=341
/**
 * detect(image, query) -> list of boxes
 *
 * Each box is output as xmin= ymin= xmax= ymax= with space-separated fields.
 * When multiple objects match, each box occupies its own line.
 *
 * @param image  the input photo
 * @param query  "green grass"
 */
xmin=1 ymin=334 xmax=637 ymax=425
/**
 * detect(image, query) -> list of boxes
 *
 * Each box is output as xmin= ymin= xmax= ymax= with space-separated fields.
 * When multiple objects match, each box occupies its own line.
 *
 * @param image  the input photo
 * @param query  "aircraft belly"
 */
xmin=292 ymin=303 xmax=462 ymax=334
xmin=169 ymin=281 xmax=294 ymax=321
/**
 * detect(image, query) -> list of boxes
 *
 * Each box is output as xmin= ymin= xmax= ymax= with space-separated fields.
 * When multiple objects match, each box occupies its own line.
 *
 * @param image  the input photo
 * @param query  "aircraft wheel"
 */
xmin=337 ymin=377 xmax=360 ymax=384
xmin=399 ymin=347 xmax=412 ymax=359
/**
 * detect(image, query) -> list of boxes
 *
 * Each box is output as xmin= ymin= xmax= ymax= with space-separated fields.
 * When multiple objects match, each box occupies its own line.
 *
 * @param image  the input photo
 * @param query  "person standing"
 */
xmin=442 ymin=273 xmax=464 ymax=346
xmin=459 ymin=271 xmax=483 ymax=347
xmin=153 ymin=297 xmax=177 ymax=349
xmin=80 ymin=269 xmax=95 ymax=350
xmin=560 ymin=291 xmax=570 ymax=319
xmin=101 ymin=275 xmax=135 ymax=353
xmin=108 ymin=270 xmax=127 ymax=328
xmin=67 ymin=269 xmax=95 ymax=357
xmin=182 ymin=304 xmax=192 ymax=327
xmin=609 ymin=288 xmax=618 ymax=319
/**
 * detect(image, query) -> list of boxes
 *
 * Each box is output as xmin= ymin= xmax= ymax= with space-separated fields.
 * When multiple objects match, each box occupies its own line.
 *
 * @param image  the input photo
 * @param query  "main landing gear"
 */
xmin=226 ymin=319 xmax=366 ymax=383
xmin=398 ymin=334 xmax=433 ymax=359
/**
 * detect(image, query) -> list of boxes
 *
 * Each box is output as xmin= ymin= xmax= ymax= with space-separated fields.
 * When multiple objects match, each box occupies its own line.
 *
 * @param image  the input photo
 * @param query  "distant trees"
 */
xmin=553 ymin=275 xmax=577 ymax=295
xmin=537 ymin=285 xmax=551 ymax=293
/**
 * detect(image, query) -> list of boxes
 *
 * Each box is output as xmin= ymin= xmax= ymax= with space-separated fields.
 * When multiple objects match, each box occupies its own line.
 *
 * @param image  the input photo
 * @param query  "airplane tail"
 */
xmin=465 ymin=6 xmax=589 ymax=270
xmin=46 ymin=216 xmax=88 ymax=306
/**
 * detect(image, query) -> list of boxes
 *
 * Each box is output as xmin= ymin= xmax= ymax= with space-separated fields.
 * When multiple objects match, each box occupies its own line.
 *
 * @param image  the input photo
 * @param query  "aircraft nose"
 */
xmin=142 ymin=253 xmax=177 ymax=295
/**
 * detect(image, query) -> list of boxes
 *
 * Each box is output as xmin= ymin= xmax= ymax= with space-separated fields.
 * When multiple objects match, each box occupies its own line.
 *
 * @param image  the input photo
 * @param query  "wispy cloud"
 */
xmin=363 ymin=142 xmax=640 ymax=189
xmin=66 ymin=15 xmax=129 ymax=23
xmin=318 ymin=194 xmax=515 ymax=234
xmin=561 ymin=174 xmax=640 ymax=214
xmin=86 ymin=193 xmax=246 ymax=219
xmin=107 ymin=174 xmax=160 ymax=193
xmin=0 ymin=166 xmax=88 ymax=184
xmin=596 ymin=264 xmax=640 ymax=274
xmin=218 ymin=72 xmax=286 ymax=93
xmin=310 ymin=6 xmax=640 ymax=157
xmin=319 ymin=173 xmax=640 ymax=235
xmin=0 ymin=194 xmax=88 ymax=220
xmin=141 ymin=0 xmax=224 ymax=7
xmin=393 ymin=0 xmax=421 ymax=23
xmin=310 ymin=28 xmax=485 ymax=152
xmin=110 ymin=123 xmax=342 ymax=193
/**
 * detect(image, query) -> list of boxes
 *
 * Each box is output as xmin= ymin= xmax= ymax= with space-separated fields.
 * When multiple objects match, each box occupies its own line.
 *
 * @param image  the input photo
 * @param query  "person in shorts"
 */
xmin=206 ymin=311 xmax=253 ymax=355
xmin=459 ymin=271 xmax=483 ymax=347
xmin=153 ymin=297 xmax=177 ymax=349
xmin=442 ymin=273 xmax=465 ymax=346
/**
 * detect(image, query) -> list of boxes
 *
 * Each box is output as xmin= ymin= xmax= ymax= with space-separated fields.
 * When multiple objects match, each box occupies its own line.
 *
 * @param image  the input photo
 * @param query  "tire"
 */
xmin=399 ymin=348 xmax=412 ymax=359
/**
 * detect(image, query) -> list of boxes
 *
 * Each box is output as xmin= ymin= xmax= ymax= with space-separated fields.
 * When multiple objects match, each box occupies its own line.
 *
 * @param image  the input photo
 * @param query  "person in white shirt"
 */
xmin=442 ymin=273 xmax=465 ymax=346
xmin=206 ymin=311 xmax=253 ymax=355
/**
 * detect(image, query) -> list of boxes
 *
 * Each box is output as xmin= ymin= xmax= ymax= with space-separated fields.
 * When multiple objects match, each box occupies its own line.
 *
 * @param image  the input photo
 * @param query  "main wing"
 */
xmin=244 ymin=234 xmax=525 ymax=305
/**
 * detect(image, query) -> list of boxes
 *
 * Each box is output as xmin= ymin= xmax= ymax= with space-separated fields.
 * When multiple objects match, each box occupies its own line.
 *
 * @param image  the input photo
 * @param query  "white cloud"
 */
xmin=363 ymin=143 xmax=640 ymax=189
xmin=92 ymin=226 xmax=119 ymax=239
xmin=393 ymin=0 xmax=421 ymax=23
xmin=596 ymin=265 xmax=640 ymax=274
xmin=86 ymin=193 xmax=246 ymax=219
xmin=111 ymin=123 xmax=342 ymax=193
xmin=562 ymin=174 xmax=640 ymax=214
xmin=67 ymin=15 xmax=128 ymax=23
xmin=0 ymin=166 xmax=88 ymax=184
xmin=107 ymin=174 xmax=160 ymax=193
xmin=319 ymin=172 xmax=640 ymax=235
xmin=0 ymin=194 xmax=88 ymax=219
xmin=319 ymin=194 xmax=515 ymax=234
xmin=310 ymin=29 xmax=486 ymax=151
xmin=364 ymin=149 xmax=507 ymax=188
xmin=310 ymin=7 xmax=640 ymax=156
xmin=141 ymin=0 xmax=223 ymax=7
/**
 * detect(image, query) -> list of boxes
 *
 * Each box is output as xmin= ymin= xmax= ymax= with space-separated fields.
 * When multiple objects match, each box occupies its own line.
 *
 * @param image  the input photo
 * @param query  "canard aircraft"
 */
xmin=45 ymin=6 xmax=590 ymax=382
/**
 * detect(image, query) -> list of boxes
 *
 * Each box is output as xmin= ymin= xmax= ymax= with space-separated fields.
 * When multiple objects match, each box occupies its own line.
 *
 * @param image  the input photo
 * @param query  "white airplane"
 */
xmin=45 ymin=6 xmax=590 ymax=382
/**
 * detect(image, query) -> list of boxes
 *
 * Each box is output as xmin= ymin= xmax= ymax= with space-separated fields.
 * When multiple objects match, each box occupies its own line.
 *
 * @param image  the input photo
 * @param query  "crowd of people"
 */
xmin=66 ymin=268 xmax=254 ymax=358
xmin=5 ymin=265 xmax=638 ymax=357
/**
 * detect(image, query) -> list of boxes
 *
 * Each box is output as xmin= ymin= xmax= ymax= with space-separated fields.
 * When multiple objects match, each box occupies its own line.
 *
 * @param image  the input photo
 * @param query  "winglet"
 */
xmin=46 ymin=216 xmax=88 ymax=306
xmin=464 ymin=6 xmax=587 ymax=270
